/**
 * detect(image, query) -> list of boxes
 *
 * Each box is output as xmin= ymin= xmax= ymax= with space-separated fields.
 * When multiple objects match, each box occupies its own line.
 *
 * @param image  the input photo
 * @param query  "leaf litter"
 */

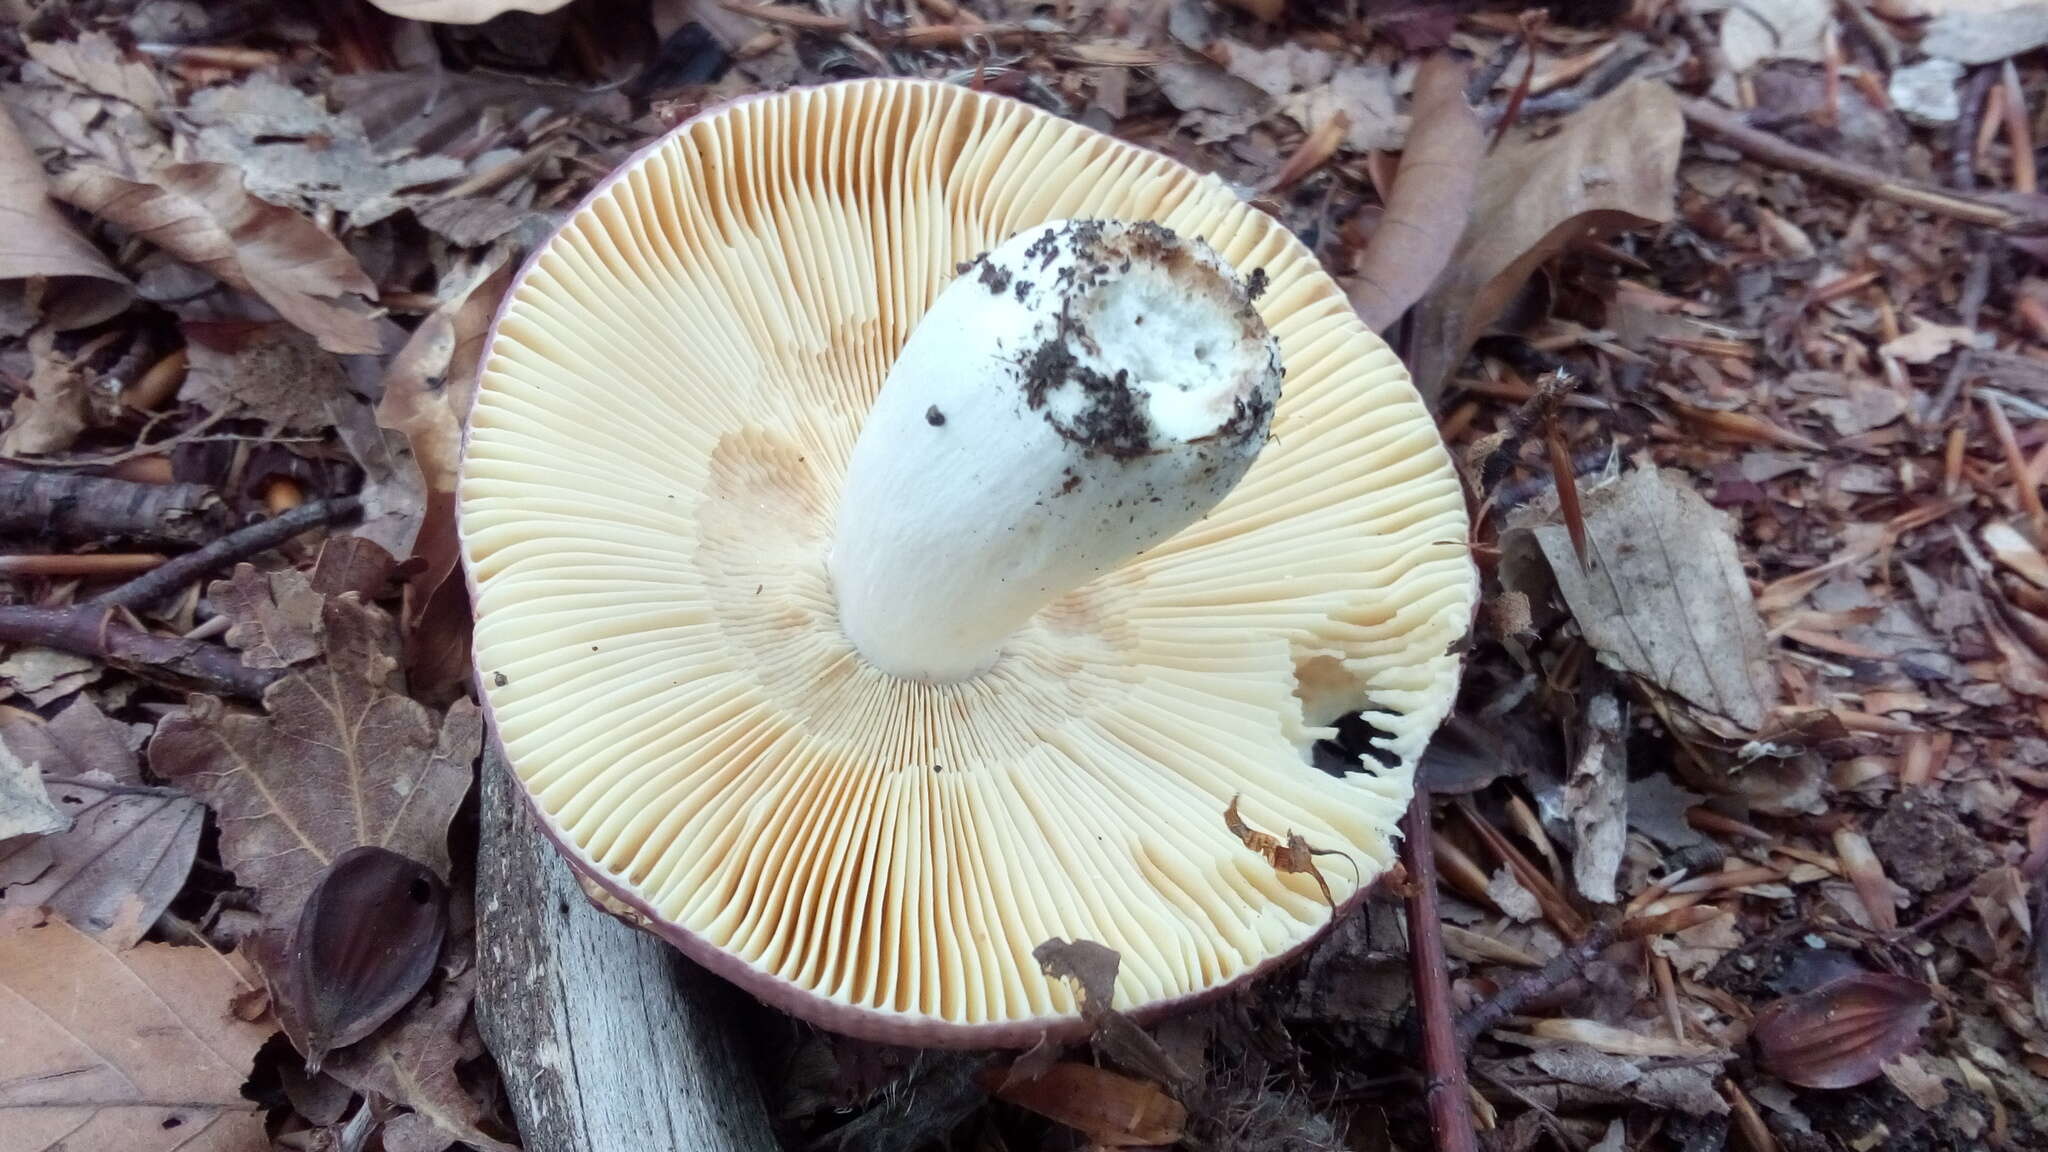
xmin=2 ymin=1 xmax=2048 ymax=1150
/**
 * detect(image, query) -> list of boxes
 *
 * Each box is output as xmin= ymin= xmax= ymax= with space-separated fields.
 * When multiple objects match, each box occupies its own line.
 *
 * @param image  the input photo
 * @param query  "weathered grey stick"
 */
xmin=476 ymin=748 xmax=779 ymax=1152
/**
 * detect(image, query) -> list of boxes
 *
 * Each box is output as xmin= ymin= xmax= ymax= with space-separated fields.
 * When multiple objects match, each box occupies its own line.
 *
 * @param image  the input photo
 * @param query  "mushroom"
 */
xmin=460 ymin=78 xmax=1474 ymax=1045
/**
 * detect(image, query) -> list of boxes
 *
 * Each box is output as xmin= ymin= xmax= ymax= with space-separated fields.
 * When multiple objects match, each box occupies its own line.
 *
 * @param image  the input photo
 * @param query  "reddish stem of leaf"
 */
xmin=1489 ymin=42 xmax=1536 ymax=149
xmin=1545 ymin=410 xmax=1587 ymax=568
xmin=1401 ymin=788 xmax=1479 ymax=1152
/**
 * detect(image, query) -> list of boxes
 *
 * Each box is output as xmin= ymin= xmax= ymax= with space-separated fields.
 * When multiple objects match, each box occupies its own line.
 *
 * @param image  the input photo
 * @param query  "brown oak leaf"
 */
xmin=51 ymin=162 xmax=381 ymax=354
xmin=149 ymin=593 xmax=482 ymax=921
xmin=322 ymin=967 xmax=519 ymax=1152
xmin=0 ymin=909 xmax=270 ymax=1151
xmin=212 ymin=563 xmax=327 ymax=669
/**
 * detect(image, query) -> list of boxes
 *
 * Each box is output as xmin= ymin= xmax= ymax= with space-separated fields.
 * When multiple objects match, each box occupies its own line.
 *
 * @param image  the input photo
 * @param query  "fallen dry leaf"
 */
xmin=1528 ymin=1045 xmax=1729 ymax=1116
xmin=322 ymin=967 xmax=520 ymax=1152
xmin=1 ymin=699 xmax=199 ymax=946
xmin=1347 ymin=54 xmax=1481 ymax=332
xmin=0 ymin=645 xmax=100 ymax=706
xmin=1834 ymin=827 xmax=1905 ymax=933
xmin=1224 ymin=793 xmax=1348 ymax=905
xmin=0 ymin=909 xmax=270 ymax=1151
xmin=1407 ymin=79 xmax=1683 ymax=399
xmin=1 ymin=696 xmax=147 ymax=783
xmin=149 ymin=593 xmax=482 ymax=925
xmin=2 ymin=327 xmax=90 ymax=456
xmin=180 ymin=323 xmax=356 ymax=432
xmin=283 ymin=846 xmax=447 ymax=1070
xmin=1983 ymin=520 xmax=2048 ymax=588
xmin=1754 ymin=973 xmax=1935 ymax=1089
xmin=1879 ymin=320 xmax=1984 ymax=364
xmin=1882 ymin=1052 xmax=1952 ymax=1109
xmin=1506 ymin=469 xmax=1778 ymax=732
xmin=0 ymin=740 xmax=65 ymax=842
xmin=988 ymin=1061 xmax=1186 ymax=1147
xmin=213 ymin=563 xmax=328 ymax=669
xmin=1922 ymin=0 xmax=2048 ymax=64
xmin=179 ymin=75 xmax=464 ymax=228
xmin=52 ymin=163 xmax=382 ymax=354
xmin=1032 ymin=936 xmax=1190 ymax=1087
xmin=1524 ymin=1017 xmax=1719 ymax=1058
xmin=0 ymin=105 xmax=130 ymax=330
xmin=334 ymin=391 xmax=431 ymax=560
xmin=1284 ymin=61 xmax=1408 ymax=153
xmin=0 ymin=775 xmax=201 ymax=948
xmin=1033 ymin=936 xmax=1120 ymax=1019
xmin=23 ymin=32 xmax=170 ymax=116
xmin=1567 ymin=690 xmax=1628 ymax=904
xmin=1720 ymin=0 xmax=1831 ymax=75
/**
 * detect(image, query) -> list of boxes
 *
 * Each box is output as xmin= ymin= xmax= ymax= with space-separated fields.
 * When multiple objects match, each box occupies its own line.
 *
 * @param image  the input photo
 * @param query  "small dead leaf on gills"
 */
xmin=286 ymin=845 xmax=447 ymax=1070
xmin=986 ymin=1061 xmax=1187 ymax=1147
xmin=1753 ymin=972 xmax=1935 ymax=1089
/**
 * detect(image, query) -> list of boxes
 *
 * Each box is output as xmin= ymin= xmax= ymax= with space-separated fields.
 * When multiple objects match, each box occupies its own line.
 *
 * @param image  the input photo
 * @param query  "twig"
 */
xmin=0 ymin=498 xmax=362 ymax=699
xmin=1683 ymin=99 xmax=2048 ymax=233
xmin=1400 ymin=787 xmax=1479 ymax=1152
xmin=1463 ymin=360 xmax=1588 ymax=502
xmin=0 ymin=468 xmax=225 ymax=548
xmin=0 ymin=554 xmax=164 ymax=579
xmin=91 ymin=496 xmax=361 ymax=613
xmin=1455 ymin=919 xmax=1623 ymax=1048
xmin=0 ymin=603 xmax=277 ymax=698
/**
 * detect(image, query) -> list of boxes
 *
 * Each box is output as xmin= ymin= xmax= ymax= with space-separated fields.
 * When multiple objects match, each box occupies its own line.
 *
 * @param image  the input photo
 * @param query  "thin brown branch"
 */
xmin=0 ymin=467 xmax=225 ymax=548
xmin=1455 ymin=919 xmax=1622 ymax=1048
xmin=1682 ymin=98 xmax=2048 ymax=233
xmin=0 ymin=553 xmax=164 ymax=578
xmin=0 ymin=497 xmax=362 ymax=699
xmin=0 ymin=602 xmax=276 ymax=698
xmin=1401 ymin=787 xmax=1479 ymax=1152
xmin=90 ymin=495 xmax=362 ymax=613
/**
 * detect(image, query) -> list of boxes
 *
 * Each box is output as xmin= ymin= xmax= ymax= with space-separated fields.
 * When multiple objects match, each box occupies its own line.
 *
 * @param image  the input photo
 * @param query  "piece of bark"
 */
xmin=0 ymin=468 xmax=225 ymax=547
xmin=475 ymin=747 xmax=777 ymax=1152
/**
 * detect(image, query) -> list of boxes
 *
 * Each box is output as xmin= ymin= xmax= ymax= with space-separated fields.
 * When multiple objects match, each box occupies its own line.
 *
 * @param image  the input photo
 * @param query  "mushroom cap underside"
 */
xmin=458 ymin=77 xmax=1475 ymax=1045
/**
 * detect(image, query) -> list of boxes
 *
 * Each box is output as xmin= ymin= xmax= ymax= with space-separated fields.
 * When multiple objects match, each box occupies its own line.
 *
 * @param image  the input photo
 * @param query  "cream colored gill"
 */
xmin=460 ymin=78 xmax=1474 ymax=1031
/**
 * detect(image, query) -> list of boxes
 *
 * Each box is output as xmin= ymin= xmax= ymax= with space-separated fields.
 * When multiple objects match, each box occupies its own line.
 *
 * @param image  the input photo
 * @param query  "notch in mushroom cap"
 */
xmin=459 ymin=78 xmax=1475 ymax=1046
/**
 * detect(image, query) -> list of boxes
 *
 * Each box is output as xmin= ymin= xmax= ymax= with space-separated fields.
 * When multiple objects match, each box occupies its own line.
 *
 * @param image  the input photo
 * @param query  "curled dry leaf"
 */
xmin=1224 ymin=793 xmax=1349 ymax=905
xmin=284 ymin=845 xmax=448 ymax=1071
xmin=0 ymin=909 xmax=270 ymax=1151
xmin=1033 ymin=936 xmax=1190 ymax=1087
xmin=1504 ymin=469 xmax=1778 ymax=732
xmin=212 ymin=563 xmax=327 ymax=669
xmin=1524 ymin=1018 xmax=1719 ymax=1058
xmin=1033 ymin=936 xmax=1120 ymax=1020
xmin=2 ymin=327 xmax=90 ymax=456
xmin=1347 ymin=53 xmax=1481 ymax=332
xmin=23 ymin=32 xmax=170 ymax=115
xmin=0 ymin=739 xmax=65 ymax=841
xmin=987 ymin=1061 xmax=1187 ymax=1147
xmin=1407 ymin=79 xmax=1683 ymax=400
xmin=1754 ymin=973 xmax=1936 ymax=1089
xmin=51 ymin=163 xmax=381 ymax=354
xmin=148 ymin=593 xmax=482 ymax=925
xmin=0 ymin=105 xmax=130 ymax=329
xmin=1567 ymin=690 xmax=1629 ymax=904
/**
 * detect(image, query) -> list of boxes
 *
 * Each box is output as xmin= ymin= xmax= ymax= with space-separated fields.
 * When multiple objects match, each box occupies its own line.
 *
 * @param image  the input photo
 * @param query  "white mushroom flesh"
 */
xmin=831 ymin=219 xmax=1281 ymax=681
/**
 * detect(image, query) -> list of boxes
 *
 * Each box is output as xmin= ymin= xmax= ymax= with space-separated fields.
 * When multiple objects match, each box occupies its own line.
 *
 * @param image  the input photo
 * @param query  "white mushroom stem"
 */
xmin=830 ymin=219 xmax=1282 ymax=682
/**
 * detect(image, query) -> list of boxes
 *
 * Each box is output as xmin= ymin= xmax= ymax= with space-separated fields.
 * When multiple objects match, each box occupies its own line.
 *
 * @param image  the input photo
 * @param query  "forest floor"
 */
xmin=3 ymin=1 xmax=2047 ymax=1151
